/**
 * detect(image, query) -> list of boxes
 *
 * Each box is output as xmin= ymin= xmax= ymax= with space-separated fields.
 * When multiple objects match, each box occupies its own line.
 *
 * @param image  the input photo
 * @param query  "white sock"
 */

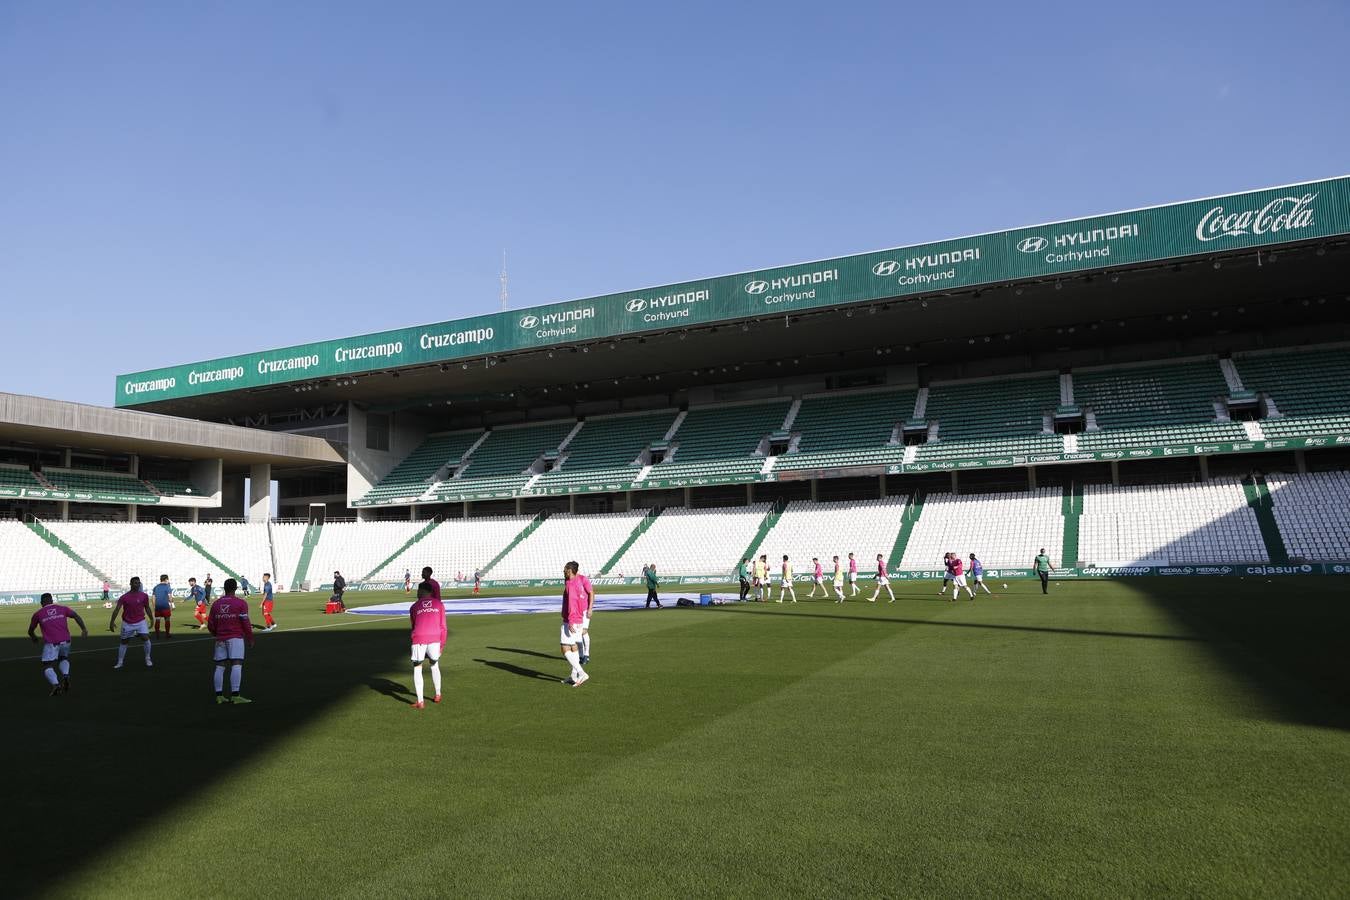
xmin=44 ymin=668 xmax=59 ymax=686
xmin=143 ymin=640 xmax=152 ymax=663
xmin=116 ymin=644 xmax=127 ymax=665
xmin=214 ymin=665 xmax=225 ymax=692
xmin=580 ymin=633 xmax=590 ymax=657
xmin=564 ymin=649 xmax=584 ymax=680
xmin=58 ymin=659 xmax=70 ymax=677
xmin=230 ymin=665 xmax=242 ymax=694
xmin=952 ymin=585 xmax=958 ymax=599
xmin=887 ymin=586 xmax=895 ymax=600
xmin=430 ymin=661 xmax=442 ymax=695
xmin=413 ymin=665 xmax=424 ymax=702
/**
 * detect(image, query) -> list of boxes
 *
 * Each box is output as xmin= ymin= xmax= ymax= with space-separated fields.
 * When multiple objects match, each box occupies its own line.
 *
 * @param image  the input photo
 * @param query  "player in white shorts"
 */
xmin=832 ymin=555 xmax=844 ymax=603
xmin=778 ymin=555 xmax=797 ymax=603
xmin=868 ymin=554 xmax=896 ymax=602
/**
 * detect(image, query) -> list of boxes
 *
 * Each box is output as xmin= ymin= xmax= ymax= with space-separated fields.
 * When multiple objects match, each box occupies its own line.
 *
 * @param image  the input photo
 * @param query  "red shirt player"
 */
xmin=409 ymin=582 xmax=447 ymax=709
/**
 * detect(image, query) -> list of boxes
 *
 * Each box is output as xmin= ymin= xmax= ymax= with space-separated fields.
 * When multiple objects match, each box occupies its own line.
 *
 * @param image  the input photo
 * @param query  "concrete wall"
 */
xmin=346 ymin=403 xmax=433 ymax=508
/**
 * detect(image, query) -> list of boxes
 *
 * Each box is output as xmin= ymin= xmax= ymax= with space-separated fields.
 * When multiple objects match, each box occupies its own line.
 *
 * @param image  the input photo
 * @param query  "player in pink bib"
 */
xmin=808 ymin=558 xmax=825 ymax=599
xmin=869 ymin=554 xmax=896 ymax=603
xmin=108 ymin=577 xmax=153 ymax=669
xmin=409 ymin=582 xmax=447 ymax=709
xmin=208 ymin=578 xmax=255 ymax=704
xmin=560 ymin=562 xmax=589 ymax=687
xmin=28 ymin=593 xmax=88 ymax=695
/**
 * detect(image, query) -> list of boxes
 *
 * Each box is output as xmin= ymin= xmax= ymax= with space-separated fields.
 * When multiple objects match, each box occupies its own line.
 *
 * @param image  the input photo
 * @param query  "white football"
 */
xmin=1002 ymin=583 xmax=1007 ymax=589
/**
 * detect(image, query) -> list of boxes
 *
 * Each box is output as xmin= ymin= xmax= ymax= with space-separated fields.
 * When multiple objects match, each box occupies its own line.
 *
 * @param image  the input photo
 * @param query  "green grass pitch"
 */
xmin=3 ymin=577 xmax=1347 ymax=898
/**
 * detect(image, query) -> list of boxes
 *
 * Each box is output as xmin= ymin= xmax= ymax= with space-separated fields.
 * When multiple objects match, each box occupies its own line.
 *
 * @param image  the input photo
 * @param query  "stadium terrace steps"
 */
xmin=0 ymin=463 xmax=45 ymax=492
xmin=1266 ymin=471 xmax=1350 ymax=561
xmin=41 ymin=468 xmax=160 ymax=502
xmin=1061 ymin=483 xmax=1083 ymax=567
xmin=887 ymin=492 xmax=923 ymax=571
xmin=161 ymin=521 xmax=241 ymax=581
xmin=599 ymin=506 xmax=664 ymax=575
xmin=291 ymin=521 xmax=322 ymax=590
xmin=533 ymin=410 xmax=677 ymax=493
xmin=752 ymin=497 xmax=907 ymax=578
xmin=1243 ymin=476 xmax=1290 ymax=565
xmin=645 ymin=400 xmax=790 ymax=485
xmin=361 ymin=517 xmax=444 ymax=581
xmin=1234 ymin=347 xmax=1350 ymax=439
xmin=776 ymin=388 xmax=915 ymax=472
xmin=433 ymin=421 xmax=577 ymax=501
xmin=25 ymin=519 xmax=114 ymax=589
xmin=915 ymin=374 xmax=1060 ymax=461
xmin=360 ymin=431 xmax=485 ymax=504
xmin=740 ymin=497 xmax=789 ymax=564
xmin=1074 ymin=359 xmax=1242 ymax=450
xmin=479 ymin=511 xmax=552 ymax=576
xmin=1077 ymin=479 xmax=1265 ymax=566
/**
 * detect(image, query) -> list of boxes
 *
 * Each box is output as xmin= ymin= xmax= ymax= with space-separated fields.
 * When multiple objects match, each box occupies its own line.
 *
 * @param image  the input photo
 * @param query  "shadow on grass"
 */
xmin=485 ymin=646 xmax=558 ymax=661
xmin=474 ymin=658 xmax=560 ymax=682
xmin=0 ymin=624 xmax=410 ymax=899
xmin=367 ymin=676 xmax=416 ymax=702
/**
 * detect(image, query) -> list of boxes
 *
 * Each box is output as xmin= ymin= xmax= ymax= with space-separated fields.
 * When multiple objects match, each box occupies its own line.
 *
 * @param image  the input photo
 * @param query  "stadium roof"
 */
xmin=118 ymin=176 xmax=1350 ymax=418
xmin=0 ymin=393 xmax=343 ymax=468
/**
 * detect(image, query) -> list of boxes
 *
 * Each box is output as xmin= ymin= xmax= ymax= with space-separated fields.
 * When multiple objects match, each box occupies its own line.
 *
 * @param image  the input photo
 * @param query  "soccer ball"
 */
xmin=1002 ymin=583 xmax=1007 ymax=590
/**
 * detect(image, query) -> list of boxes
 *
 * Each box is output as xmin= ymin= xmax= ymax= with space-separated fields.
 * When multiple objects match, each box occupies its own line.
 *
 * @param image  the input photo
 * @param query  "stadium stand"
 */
xmin=914 ymin=375 xmax=1062 ymax=461
xmin=610 ymin=503 xmax=774 ymax=576
xmin=645 ymin=400 xmax=789 ymax=483
xmin=146 ymin=478 xmax=197 ymax=497
xmin=483 ymin=509 xmax=652 ymax=579
xmin=774 ymin=389 xmax=914 ymax=471
xmin=397 ymin=515 xmax=544 ymax=582
xmin=0 ymin=463 xmax=45 ymax=492
xmin=47 ymin=522 xmax=230 ymax=589
xmin=902 ymin=488 xmax=1065 ymax=569
xmin=532 ymin=411 xmax=676 ymax=493
xmin=177 ymin=521 xmax=275 ymax=584
xmin=1074 ymin=359 xmax=1245 ymax=449
xmin=1076 ymin=479 xmax=1266 ymax=566
xmin=1235 ymin=346 xmax=1350 ymax=438
xmin=0 ymin=521 xmax=101 ymax=592
xmin=1267 ymin=471 xmax=1350 ymax=561
xmin=269 ymin=523 xmax=310 ymax=589
xmin=432 ymin=421 xmax=576 ymax=501
xmin=42 ymin=469 xmax=158 ymax=501
xmin=305 ymin=521 xmax=427 ymax=587
xmin=362 ymin=431 xmax=484 ymax=504
xmin=749 ymin=497 xmax=909 ymax=570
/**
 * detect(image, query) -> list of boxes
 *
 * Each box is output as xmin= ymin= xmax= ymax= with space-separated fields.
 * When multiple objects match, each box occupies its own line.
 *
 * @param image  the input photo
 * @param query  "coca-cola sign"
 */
xmin=1195 ymin=192 xmax=1317 ymax=242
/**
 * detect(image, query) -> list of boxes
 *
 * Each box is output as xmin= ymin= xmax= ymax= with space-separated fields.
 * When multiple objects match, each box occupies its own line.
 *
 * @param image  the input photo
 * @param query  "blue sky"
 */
xmin=2 ymin=0 xmax=1347 ymax=407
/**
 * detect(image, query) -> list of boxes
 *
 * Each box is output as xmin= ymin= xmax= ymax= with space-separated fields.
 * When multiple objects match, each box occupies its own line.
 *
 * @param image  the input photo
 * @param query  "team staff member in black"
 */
xmin=332 ymin=570 xmax=347 ymax=609
xmin=737 ymin=558 xmax=751 ymax=602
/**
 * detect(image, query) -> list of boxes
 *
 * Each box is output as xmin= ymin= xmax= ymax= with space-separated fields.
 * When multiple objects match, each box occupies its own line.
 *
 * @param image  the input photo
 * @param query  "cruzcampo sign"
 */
xmin=117 ymin=176 xmax=1350 ymax=406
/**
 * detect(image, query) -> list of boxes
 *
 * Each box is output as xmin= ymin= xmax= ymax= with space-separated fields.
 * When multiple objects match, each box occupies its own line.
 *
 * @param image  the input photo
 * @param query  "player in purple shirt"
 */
xmin=28 ymin=594 xmax=88 ymax=695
